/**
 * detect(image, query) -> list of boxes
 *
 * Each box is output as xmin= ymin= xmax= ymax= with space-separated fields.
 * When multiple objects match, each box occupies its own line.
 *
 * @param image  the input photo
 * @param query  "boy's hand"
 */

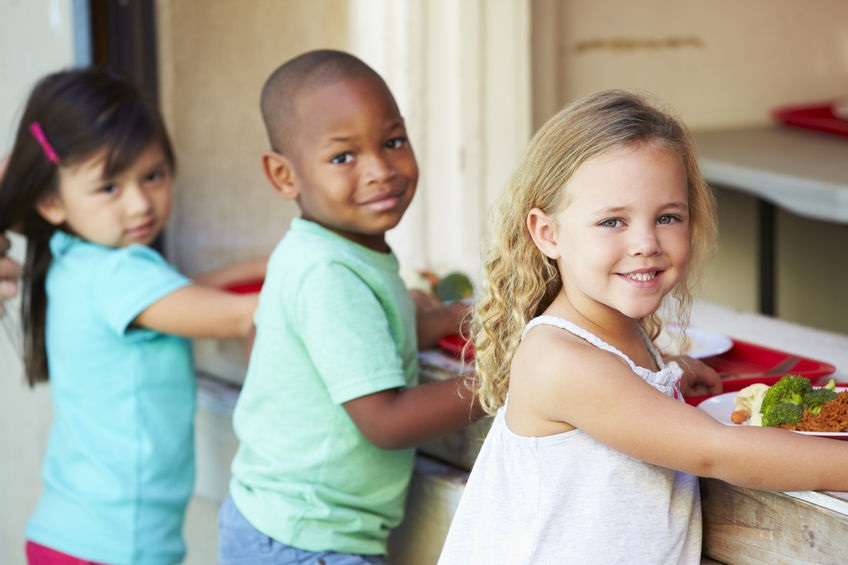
xmin=411 ymin=289 xmax=470 ymax=349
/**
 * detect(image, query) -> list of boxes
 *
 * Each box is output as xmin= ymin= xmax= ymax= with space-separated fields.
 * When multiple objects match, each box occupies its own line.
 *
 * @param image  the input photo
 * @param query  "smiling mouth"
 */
xmin=362 ymin=189 xmax=405 ymax=211
xmin=623 ymin=271 xmax=659 ymax=281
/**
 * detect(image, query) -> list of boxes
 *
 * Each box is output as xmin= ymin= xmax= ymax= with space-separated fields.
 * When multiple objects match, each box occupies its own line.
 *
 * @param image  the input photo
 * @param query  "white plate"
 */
xmin=656 ymin=325 xmax=733 ymax=359
xmin=698 ymin=390 xmax=848 ymax=439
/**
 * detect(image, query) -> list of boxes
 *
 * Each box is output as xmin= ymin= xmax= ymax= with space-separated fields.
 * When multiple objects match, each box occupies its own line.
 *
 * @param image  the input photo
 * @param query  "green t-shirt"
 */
xmin=230 ymin=218 xmax=418 ymax=555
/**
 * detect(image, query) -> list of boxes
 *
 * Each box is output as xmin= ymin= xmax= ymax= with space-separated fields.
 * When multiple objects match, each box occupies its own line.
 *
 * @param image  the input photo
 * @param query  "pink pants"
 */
xmin=25 ymin=541 xmax=107 ymax=565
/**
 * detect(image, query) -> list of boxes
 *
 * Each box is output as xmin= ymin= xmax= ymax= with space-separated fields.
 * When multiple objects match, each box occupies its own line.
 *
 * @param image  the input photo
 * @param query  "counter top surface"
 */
xmin=692 ymin=126 xmax=848 ymax=223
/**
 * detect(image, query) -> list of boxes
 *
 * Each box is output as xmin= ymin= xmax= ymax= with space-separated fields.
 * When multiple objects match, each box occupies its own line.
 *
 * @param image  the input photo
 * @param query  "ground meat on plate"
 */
xmin=790 ymin=390 xmax=848 ymax=432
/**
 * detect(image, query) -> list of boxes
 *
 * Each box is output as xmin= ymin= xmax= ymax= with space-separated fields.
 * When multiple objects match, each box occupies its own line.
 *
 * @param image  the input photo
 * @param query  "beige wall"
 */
xmin=531 ymin=0 xmax=848 ymax=130
xmin=531 ymin=0 xmax=848 ymax=332
xmin=157 ymin=0 xmax=351 ymax=276
xmin=0 ymin=1 xmax=76 ymax=151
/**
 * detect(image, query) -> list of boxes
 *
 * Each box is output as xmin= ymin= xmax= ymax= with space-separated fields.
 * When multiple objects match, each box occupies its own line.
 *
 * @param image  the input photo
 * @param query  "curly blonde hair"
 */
xmin=470 ymin=89 xmax=718 ymax=414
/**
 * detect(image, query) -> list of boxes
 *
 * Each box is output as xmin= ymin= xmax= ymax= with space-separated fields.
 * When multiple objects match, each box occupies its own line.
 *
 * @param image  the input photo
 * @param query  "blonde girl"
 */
xmin=439 ymin=89 xmax=848 ymax=564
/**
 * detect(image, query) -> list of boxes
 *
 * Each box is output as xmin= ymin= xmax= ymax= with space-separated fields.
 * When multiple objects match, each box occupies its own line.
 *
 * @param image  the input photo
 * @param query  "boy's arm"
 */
xmin=342 ymin=376 xmax=485 ymax=450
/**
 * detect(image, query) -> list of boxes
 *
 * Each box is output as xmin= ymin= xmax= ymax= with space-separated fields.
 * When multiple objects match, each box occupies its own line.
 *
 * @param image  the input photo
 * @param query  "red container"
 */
xmin=684 ymin=339 xmax=834 ymax=406
xmin=223 ymin=280 xmax=264 ymax=294
xmin=437 ymin=334 xmax=474 ymax=360
xmin=771 ymin=101 xmax=848 ymax=137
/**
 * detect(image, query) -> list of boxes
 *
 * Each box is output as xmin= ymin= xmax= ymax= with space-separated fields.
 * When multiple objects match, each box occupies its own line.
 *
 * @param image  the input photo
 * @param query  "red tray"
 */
xmin=223 ymin=279 xmax=264 ymax=294
xmin=685 ymin=339 xmax=834 ymax=406
xmin=438 ymin=335 xmax=836 ymax=407
xmin=771 ymin=101 xmax=848 ymax=137
xmin=437 ymin=334 xmax=474 ymax=360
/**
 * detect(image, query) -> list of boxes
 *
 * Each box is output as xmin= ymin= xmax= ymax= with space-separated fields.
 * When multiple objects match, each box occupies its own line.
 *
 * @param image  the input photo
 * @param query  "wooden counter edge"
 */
xmin=701 ymin=478 xmax=848 ymax=564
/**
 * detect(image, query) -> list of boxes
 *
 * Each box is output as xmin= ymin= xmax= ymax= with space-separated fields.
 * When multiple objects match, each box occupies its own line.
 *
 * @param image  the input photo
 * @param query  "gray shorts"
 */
xmin=217 ymin=495 xmax=386 ymax=565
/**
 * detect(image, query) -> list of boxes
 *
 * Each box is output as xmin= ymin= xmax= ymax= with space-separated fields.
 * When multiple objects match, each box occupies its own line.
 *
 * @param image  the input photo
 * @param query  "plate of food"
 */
xmin=656 ymin=324 xmax=733 ymax=359
xmin=698 ymin=377 xmax=848 ymax=439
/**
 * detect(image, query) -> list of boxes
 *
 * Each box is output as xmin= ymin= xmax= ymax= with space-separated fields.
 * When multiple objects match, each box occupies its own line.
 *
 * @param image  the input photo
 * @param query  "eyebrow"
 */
xmin=321 ymin=120 xmax=407 ymax=147
xmin=96 ymin=157 xmax=170 ymax=182
xmin=594 ymin=201 xmax=688 ymax=215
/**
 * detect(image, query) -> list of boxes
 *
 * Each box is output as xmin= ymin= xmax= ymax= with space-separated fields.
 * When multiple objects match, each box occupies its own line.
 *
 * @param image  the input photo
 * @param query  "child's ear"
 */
xmin=527 ymin=207 xmax=561 ymax=259
xmin=261 ymin=151 xmax=299 ymax=200
xmin=35 ymin=194 xmax=67 ymax=226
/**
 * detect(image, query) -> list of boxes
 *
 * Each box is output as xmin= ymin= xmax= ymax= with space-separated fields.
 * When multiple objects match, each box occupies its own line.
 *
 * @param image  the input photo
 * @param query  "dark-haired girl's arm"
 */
xmin=133 ymin=256 xmax=267 ymax=339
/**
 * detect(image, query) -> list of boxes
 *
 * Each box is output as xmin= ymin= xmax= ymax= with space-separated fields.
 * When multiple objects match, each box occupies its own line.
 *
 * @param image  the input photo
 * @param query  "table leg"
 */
xmin=757 ymin=199 xmax=776 ymax=316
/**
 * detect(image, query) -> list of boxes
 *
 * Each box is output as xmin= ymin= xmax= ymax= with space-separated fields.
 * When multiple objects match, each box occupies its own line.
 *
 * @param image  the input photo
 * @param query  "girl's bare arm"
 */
xmin=512 ymin=328 xmax=848 ymax=494
xmin=134 ymin=284 xmax=258 ymax=339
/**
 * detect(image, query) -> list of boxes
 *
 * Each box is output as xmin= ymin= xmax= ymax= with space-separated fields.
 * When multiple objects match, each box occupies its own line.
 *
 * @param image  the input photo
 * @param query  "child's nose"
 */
xmin=363 ymin=153 xmax=396 ymax=182
xmin=125 ymin=185 xmax=154 ymax=214
xmin=630 ymin=228 xmax=661 ymax=256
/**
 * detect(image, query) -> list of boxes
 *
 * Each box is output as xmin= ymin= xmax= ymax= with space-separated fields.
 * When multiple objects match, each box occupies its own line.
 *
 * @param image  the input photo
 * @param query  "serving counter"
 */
xmin=193 ymin=300 xmax=848 ymax=564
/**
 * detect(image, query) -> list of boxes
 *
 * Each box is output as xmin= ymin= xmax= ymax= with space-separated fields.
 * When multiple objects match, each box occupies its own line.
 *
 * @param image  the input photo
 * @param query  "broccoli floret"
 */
xmin=761 ymin=402 xmax=804 ymax=427
xmin=804 ymin=383 xmax=838 ymax=415
xmin=759 ymin=375 xmax=812 ymax=416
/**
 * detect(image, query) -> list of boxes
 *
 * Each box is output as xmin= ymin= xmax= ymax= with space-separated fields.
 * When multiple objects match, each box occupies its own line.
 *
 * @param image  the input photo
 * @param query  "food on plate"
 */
xmin=733 ymin=376 xmax=847 ymax=431
xmin=433 ymin=272 xmax=474 ymax=302
xmin=759 ymin=375 xmax=813 ymax=427
xmin=730 ymin=383 xmax=769 ymax=425
xmin=400 ymin=268 xmax=440 ymax=293
xmin=794 ymin=390 xmax=848 ymax=432
xmin=402 ymin=268 xmax=475 ymax=303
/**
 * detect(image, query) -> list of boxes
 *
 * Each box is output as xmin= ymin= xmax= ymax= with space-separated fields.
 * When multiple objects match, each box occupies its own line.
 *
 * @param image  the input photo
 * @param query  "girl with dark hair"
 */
xmin=0 ymin=67 xmax=264 ymax=565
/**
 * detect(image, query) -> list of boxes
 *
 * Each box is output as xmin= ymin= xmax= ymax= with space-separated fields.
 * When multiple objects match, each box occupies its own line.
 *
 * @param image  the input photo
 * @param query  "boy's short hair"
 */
xmin=260 ymin=49 xmax=388 ymax=154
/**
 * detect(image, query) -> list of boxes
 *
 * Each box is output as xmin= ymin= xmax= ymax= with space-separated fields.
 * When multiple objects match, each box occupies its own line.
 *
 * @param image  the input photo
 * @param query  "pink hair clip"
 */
xmin=29 ymin=121 xmax=60 ymax=165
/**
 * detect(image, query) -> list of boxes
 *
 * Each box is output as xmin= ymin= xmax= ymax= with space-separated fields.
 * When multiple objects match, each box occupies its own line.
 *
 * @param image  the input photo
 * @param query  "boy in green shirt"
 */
xmin=220 ymin=49 xmax=483 ymax=564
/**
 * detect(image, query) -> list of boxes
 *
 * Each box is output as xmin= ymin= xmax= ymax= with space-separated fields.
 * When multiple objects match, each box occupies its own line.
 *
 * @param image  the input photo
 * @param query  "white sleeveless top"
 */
xmin=438 ymin=316 xmax=702 ymax=565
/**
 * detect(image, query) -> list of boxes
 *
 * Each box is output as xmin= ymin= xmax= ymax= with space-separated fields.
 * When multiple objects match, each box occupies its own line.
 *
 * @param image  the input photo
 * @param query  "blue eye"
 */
xmin=658 ymin=215 xmax=680 ymax=225
xmin=600 ymin=218 xmax=621 ymax=228
xmin=99 ymin=184 xmax=118 ymax=195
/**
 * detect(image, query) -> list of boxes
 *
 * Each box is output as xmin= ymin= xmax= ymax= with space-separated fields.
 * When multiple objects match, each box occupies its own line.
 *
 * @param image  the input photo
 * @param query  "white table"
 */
xmin=693 ymin=126 xmax=848 ymax=315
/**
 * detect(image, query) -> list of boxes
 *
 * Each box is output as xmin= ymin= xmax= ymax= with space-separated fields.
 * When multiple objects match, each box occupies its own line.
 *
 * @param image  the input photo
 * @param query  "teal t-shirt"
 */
xmin=230 ymin=218 xmax=418 ymax=556
xmin=26 ymin=231 xmax=194 ymax=565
